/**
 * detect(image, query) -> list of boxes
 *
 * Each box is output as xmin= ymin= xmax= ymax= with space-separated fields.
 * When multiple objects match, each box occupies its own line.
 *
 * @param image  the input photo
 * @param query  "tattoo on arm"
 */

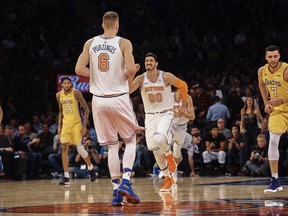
xmin=74 ymin=90 xmax=89 ymax=127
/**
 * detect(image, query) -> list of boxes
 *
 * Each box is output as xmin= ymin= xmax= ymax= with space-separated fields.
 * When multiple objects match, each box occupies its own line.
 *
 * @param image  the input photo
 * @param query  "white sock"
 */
xmin=272 ymin=173 xmax=278 ymax=179
xmin=88 ymin=164 xmax=93 ymax=170
xmin=64 ymin=172 xmax=69 ymax=178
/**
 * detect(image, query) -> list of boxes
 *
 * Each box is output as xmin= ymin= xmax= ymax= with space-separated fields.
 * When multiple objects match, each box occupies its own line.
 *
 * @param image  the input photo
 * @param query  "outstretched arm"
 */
xmin=128 ymin=75 xmax=143 ymax=94
xmin=75 ymin=39 xmax=93 ymax=77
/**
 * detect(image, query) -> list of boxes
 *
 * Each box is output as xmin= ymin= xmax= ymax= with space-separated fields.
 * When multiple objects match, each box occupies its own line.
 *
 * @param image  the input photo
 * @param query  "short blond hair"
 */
xmin=103 ymin=11 xmax=119 ymax=29
xmin=257 ymin=133 xmax=266 ymax=141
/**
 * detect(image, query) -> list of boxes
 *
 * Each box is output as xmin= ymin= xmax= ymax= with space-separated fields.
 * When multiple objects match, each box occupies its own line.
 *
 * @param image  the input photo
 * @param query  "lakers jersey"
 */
xmin=262 ymin=62 xmax=288 ymax=112
xmin=173 ymin=93 xmax=189 ymax=125
xmin=141 ymin=71 xmax=174 ymax=113
xmin=60 ymin=89 xmax=82 ymax=124
xmin=89 ymin=35 xmax=128 ymax=96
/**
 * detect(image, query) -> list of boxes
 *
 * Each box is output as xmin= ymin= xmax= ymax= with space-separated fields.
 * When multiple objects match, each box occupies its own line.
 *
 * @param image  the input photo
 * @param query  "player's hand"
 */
xmin=126 ymin=64 xmax=140 ymax=77
xmin=179 ymin=102 xmax=187 ymax=115
xmin=268 ymin=98 xmax=282 ymax=107
xmin=58 ymin=128 xmax=62 ymax=136
xmin=80 ymin=126 xmax=87 ymax=136
xmin=264 ymin=103 xmax=273 ymax=113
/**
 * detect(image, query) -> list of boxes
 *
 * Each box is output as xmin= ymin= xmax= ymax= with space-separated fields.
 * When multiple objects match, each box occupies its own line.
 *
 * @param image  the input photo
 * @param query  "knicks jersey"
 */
xmin=89 ymin=35 xmax=128 ymax=96
xmin=141 ymin=71 xmax=174 ymax=113
xmin=173 ymin=93 xmax=189 ymax=125
xmin=262 ymin=62 xmax=288 ymax=112
xmin=60 ymin=89 xmax=82 ymax=124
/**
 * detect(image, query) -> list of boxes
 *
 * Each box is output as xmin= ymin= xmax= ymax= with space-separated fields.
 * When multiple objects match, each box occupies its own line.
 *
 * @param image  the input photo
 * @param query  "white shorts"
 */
xmin=145 ymin=111 xmax=174 ymax=150
xmin=171 ymin=123 xmax=187 ymax=146
xmin=92 ymin=93 xmax=144 ymax=145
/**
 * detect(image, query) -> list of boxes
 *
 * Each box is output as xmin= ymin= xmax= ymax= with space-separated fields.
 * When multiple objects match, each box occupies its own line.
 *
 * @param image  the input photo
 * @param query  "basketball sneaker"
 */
xmin=112 ymin=189 xmax=123 ymax=206
xmin=89 ymin=169 xmax=97 ymax=182
xmin=117 ymin=179 xmax=140 ymax=204
xmin=264 ymin=177 xmax=283 ymax=193
xmin=165 ymin=153 xmax=177 ymax=173
xmin=59 ymin=177 xmax=70 ymax=185
xmin=160 ymin=176 xmax=175 ymax=192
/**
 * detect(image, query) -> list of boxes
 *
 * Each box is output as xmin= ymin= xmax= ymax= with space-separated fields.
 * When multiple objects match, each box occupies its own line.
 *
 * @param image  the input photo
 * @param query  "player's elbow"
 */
xmin=75 ymin=66 xmax=82 ymax=75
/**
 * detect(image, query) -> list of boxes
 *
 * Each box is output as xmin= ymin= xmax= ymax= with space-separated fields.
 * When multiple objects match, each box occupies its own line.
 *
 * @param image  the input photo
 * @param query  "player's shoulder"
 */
xmin=258 ymin=66 xmax=265 ymax=75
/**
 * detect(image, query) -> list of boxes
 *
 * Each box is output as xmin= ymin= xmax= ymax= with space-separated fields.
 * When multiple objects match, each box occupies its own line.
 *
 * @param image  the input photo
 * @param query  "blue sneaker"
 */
xmin=112 ymin=189 xmax=123 ymax=206
xmin=264 ymin=177 xmax=283 ymax=193
xmin=117 ymin=179 xmax=140 ymax=204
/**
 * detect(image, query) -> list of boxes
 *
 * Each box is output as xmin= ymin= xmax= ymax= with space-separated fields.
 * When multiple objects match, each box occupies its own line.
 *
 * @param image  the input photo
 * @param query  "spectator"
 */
xmin=240 ymin=96 xmax=262 ymax=162
xmin=224 ymin=90 xmax=244 ymax=123
xmin=217 ymin=118 xmax=232 ymax=143
xmin=202 ymin=124 xmax=226 ymax=176
xmin=14 ymin=125 xmax=42 ymax=179
xmin=69 ymin=138 xmax=100 ymax=179
xmin=191 ymin=83 xmax=213 ymax=128
xmin=243 ymin=134 xmax=269 ymax=177
xmin=32 ymin=114 xmax=42 ymax=134
xmin=0 ymin=125 xmax=15 ymax=179
xmin=226 ymin=124 xmax=245 ymax=175
xmin=182 ymin=132 xmax=202 ymax=177
xmin=24 ymin=122 xmax=38 ymax=140
xmin=37 ymin=123 xmax=54 ymax=160
xmin=206 ymin=96 xmax=231 ymax=123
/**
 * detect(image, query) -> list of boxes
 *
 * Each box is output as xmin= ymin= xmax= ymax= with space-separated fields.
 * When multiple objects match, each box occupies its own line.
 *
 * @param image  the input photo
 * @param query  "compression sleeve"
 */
xmin=173 ymin=78 xmax=188 ymax=102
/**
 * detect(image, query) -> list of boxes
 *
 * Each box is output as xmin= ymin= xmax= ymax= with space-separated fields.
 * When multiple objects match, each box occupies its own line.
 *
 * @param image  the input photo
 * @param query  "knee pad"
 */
xmin=76 ymin=145 xmax=88 ymax=158
xmin=268 ymin=132 xmax=281 ymax=160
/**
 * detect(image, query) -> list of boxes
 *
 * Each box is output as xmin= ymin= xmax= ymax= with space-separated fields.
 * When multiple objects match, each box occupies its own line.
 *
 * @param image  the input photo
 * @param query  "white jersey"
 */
xmin=172 ymin=93 xmax=189 ymax=125
xmin=89 ymin=35 xmax=128 ymax=96
xmin=141 ymin=70 xmax=174 ymax=113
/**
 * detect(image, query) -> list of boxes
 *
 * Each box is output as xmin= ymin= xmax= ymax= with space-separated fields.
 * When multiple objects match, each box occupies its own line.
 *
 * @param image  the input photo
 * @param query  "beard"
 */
xmin=268 ymin=61 xmax=279 ymax=68
xmin=146 ymin=64 xmax=156 ymax=71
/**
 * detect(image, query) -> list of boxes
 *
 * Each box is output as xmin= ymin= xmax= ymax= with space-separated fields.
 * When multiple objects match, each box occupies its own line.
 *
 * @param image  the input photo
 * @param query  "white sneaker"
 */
xmin=158 ymin=171 xmax=164 ymax=179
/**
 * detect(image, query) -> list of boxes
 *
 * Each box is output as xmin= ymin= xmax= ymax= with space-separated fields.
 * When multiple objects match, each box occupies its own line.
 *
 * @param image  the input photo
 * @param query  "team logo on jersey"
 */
xmin=264 ymin=79 xmax=281 ymax=86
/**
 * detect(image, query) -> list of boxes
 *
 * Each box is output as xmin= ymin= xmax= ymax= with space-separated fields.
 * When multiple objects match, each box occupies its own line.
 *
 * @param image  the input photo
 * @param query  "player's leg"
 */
xmin=153 ymin=148 xmax=175 ymax=192
xmin=73 ymin=122 xmax=96 ymax=182
xmin=264 ymin=131 xmax=282 ymax=193
xmin=107 ymin=143 xmax=123 ymax=206
xmin=118 ymin=137 xmax=140 ymax=204
xmin=59 ymin=142 xmax=70 ymax=185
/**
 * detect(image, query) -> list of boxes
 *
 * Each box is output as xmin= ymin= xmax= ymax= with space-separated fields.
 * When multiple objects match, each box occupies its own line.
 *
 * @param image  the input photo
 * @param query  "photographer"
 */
xmin=69 ymin=137 xmax=100 ymax=179
xmin=244 ymin=134 xmax=269 ymax=176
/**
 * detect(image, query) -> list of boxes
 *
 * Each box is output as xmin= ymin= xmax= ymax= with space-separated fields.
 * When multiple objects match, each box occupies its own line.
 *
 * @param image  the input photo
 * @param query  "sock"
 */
xmin=272 ymin=173 xmax=278 ymax=179
xmin=64 ymin=172 xmax=69 ymax=178
xmin=88 ymin=164 xmax=93 ymax=170
xmin=112 ymin=178 xmax=120 ymax=190
xmin=122 ymin=168 xmax=132 ymax=181
xmin=164 ymin=150 xmax=172 ymax=156
xmin=161 ymin=167 xmax=170 ymax=177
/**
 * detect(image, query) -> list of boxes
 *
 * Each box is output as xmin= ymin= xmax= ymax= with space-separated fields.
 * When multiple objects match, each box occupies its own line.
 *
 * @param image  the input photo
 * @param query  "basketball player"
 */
xmin=56 ymin=77 xmax=96 ymax=185
xmin=75 ymin=11 xmax=144 ymax=206
xmin=129 ymin=52 xmax=188 ymax=192
xmin=258 ymin=45 xmax=288 ymax=193
xmin=171 ymin=89 xmax=195 ymax=182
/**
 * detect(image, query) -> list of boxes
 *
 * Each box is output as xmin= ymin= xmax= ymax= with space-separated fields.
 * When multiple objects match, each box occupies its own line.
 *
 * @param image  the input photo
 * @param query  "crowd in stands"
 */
xmin=2 ymin=0 xmax=288 ymax=180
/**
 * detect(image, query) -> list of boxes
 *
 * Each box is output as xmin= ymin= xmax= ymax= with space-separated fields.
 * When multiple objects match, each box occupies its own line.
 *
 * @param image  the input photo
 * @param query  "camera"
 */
xmin=254 ymin=152 xmax=260 ymax=160
xmin=87 ymin=145 xmax=93 ymax=150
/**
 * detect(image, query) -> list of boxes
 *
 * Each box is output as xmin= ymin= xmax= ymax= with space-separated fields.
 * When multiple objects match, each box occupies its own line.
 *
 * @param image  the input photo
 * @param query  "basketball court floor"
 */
xmin=0 ymin=176 xmax=287 ymax=215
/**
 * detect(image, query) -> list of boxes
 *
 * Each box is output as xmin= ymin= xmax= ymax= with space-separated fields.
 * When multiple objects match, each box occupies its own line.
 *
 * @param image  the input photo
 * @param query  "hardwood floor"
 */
xmin=0 ymin=176 xmax=287 ymax=215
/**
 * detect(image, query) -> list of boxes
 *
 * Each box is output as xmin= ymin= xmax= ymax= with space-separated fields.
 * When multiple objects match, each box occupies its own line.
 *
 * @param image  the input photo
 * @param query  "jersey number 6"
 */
xmin=98 ymin=53 xmax=110 ymax=72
